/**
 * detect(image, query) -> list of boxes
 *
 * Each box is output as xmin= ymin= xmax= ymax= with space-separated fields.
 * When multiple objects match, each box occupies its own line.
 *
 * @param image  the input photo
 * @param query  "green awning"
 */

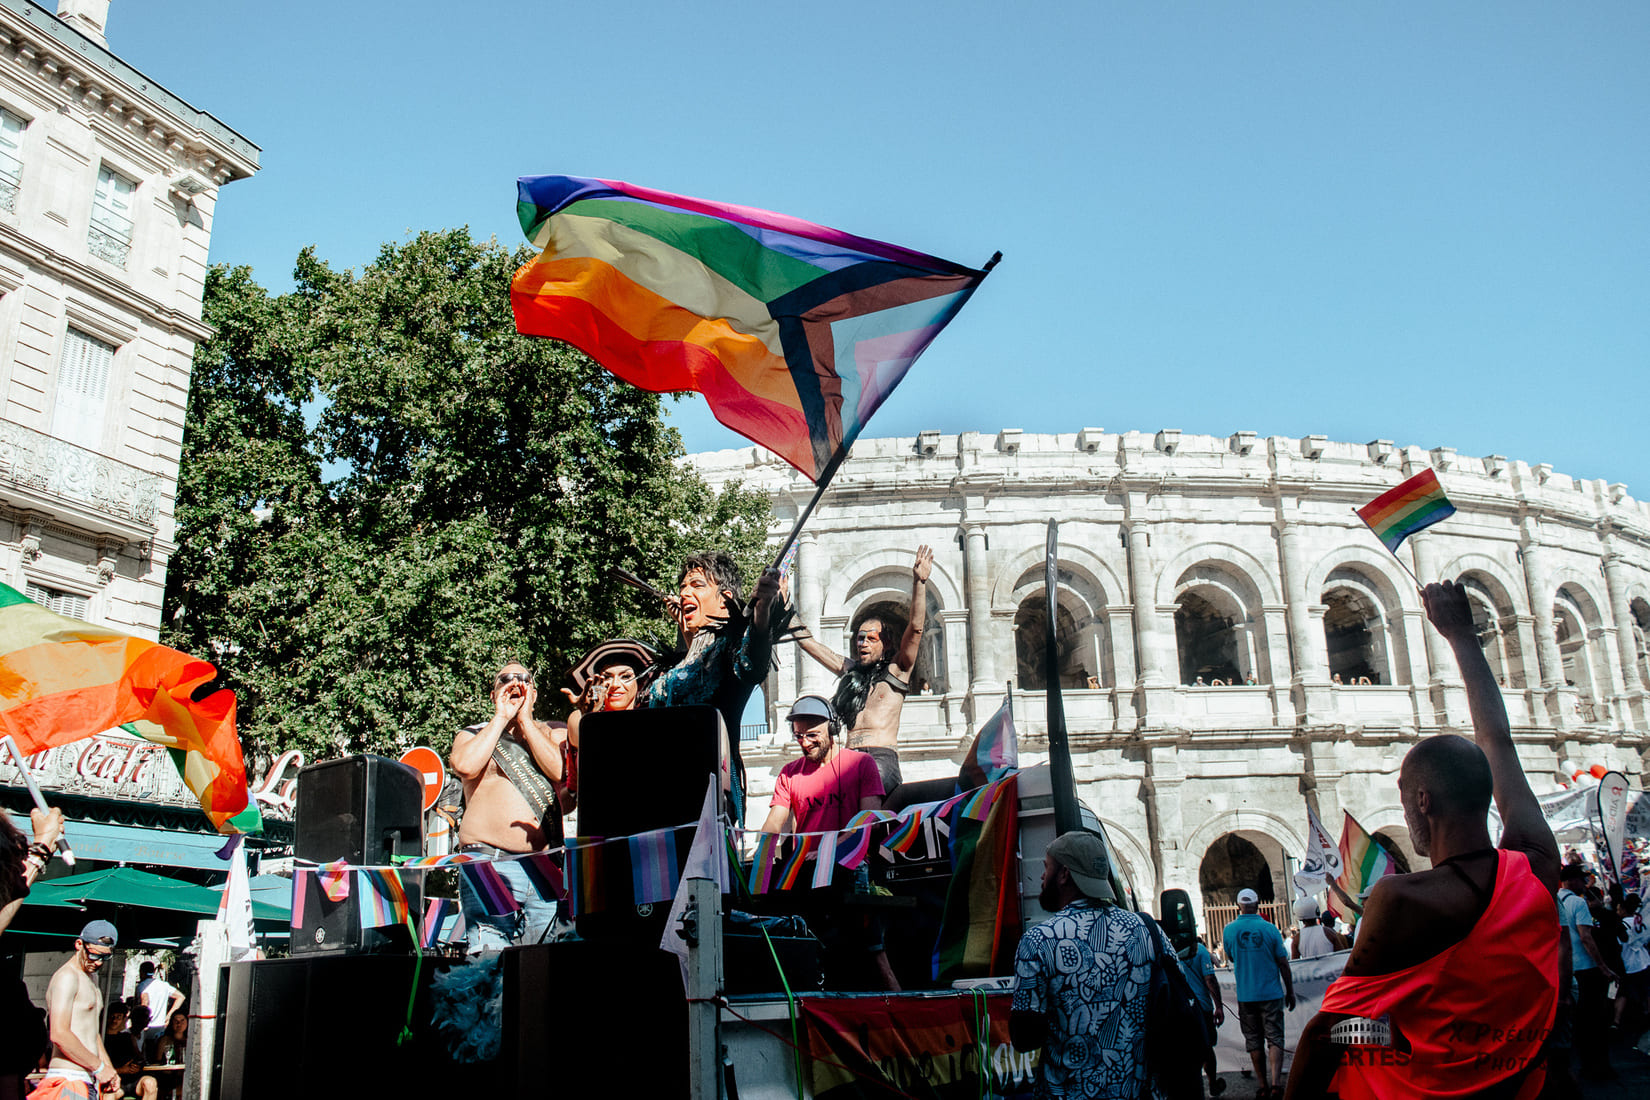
xmin=23 ymin=866 xmax=287 ymax=921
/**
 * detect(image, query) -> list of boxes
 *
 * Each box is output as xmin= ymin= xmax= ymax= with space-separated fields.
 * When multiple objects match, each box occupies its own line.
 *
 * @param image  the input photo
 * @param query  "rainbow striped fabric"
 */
xmin=1335 ymin=812 xmax=1398 ymax=908
xmin=1355 ymin=468 xmax=1456 ymax=553
xmin=0 ymin=582 xmax=253 ymax=831
xmin=511 ymin=176 xmax=996 ymax=483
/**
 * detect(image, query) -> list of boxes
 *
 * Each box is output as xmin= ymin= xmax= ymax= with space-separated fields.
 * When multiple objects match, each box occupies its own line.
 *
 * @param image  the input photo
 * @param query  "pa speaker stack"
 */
xmin=291 ymin=754 xmax=425 ymax=955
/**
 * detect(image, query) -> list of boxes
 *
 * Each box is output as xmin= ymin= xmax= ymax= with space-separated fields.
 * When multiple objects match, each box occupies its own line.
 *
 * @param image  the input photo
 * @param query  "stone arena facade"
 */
xmin=690 ymin=429 xmax=1650 ymax=922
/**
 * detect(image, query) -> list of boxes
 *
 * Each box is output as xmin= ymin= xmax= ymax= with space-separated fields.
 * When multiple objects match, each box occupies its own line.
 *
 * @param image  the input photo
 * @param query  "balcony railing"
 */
xmin=0 ymin=419 xmax=160 ymax=527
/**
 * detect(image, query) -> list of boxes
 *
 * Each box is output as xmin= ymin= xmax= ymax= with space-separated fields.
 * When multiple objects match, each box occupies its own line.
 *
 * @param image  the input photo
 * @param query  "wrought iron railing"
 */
xmin=0 ymin=419 xmax=160 ymax=526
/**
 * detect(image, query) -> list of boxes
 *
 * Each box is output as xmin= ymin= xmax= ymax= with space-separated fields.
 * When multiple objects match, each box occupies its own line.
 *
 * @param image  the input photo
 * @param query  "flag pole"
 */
xmin=767 ymin=451 xmax=848 ymax=574
xmin=1351 ymin=507 xmax=1426 ymax=593
xmin=1043 ymin=520 xmax=1082 ymax=836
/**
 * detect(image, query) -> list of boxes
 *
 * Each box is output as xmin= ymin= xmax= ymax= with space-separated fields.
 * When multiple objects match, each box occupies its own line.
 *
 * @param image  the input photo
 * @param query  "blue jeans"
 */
xmin=460 ymin=856 xmax=558 ymax=953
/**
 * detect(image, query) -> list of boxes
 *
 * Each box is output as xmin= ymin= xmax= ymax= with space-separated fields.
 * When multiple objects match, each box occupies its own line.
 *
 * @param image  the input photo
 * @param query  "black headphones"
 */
xmin=790 ymin=694 xmax=840 ymax=739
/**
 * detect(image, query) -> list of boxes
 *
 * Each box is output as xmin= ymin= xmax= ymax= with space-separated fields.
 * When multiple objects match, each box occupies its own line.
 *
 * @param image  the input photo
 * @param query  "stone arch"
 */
xmin=1453 ymin=566 xmax=1528 ymax=689
xmin=1553 ymin=580 xmax=1608 ymax=706
xmin=990 ymin=542 xmax=1125 ymax=612
xmin=1185 ymin=808 xmax=1307 ymax=870
xmin=1320 ymin=564 xmax=1403 ymax=685
xmin=1153 ymin=541 xmax=1282 ymax=608
xmin=1171 ymin=560 xmax=1271 ymax=685
xmin=1358 ymin=805 xmax=1429 ymax=873
xmin=1096 ymin=817 xmax=1156 ymax=910
xmin=1199 ymin=831 xmax=1283 ymax=906
xmin=1630 ymin=596 xmax=1650 ymax=691
xmin=1436 ymin=552 xmax=1527 ymax=617
xmin=1304 ymin=545 xmax=1420 ymax=614
xmin=825 ymin=545 xmax=963 ymax=612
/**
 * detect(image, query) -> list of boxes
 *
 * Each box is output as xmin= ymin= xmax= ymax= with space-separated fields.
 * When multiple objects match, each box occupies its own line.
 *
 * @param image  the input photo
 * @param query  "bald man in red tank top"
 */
xmin=1285 ymin=580 xmax=1560 ymax=1100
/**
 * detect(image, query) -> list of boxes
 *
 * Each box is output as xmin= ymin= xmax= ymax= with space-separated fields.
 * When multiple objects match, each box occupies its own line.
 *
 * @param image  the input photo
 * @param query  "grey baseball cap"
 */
xmin=1047 ymin=831 xmax=1116 ymax=901
xmin=786 ymin=695 xmax=834 ymax=724
xmin=79 ymin=919 xmax=118 ymax=946
xmin=1237 ymin=888 xmax=1260 ymax=905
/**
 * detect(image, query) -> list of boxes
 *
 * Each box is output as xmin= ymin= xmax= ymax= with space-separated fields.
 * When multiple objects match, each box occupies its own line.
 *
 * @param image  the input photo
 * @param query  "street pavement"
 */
xmin=1192 ymin=1027 xmax=1650 ymax=1098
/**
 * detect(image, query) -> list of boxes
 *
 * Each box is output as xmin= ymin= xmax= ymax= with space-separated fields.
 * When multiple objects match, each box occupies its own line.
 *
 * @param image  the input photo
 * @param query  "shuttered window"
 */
xmin=0 ymin=109 xmax=22 ymax=213
xmin=26 ymin=583 xmax=89 ymax=621
xmin=51 ymin=327 xmax=115 ymax=451
xmin=89 ymin=165 xmax=135 ymax=266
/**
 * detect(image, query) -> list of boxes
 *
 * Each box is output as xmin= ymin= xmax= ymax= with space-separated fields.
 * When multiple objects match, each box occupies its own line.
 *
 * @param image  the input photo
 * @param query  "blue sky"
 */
xmin=113 ymin=2 xmax=1648 ymax=492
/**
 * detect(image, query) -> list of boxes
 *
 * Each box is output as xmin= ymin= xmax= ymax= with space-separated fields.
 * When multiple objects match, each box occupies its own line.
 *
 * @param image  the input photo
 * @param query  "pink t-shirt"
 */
xmin=770 ymin=748 xmax=885 ymax=832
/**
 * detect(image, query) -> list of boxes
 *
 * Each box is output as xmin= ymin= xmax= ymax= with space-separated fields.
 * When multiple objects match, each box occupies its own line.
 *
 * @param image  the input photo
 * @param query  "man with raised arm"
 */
xmin=35 ymin=921 xmax=123 ymax=1100
xmin=795 ymin=545 xmax=932 ymax=795
xmin=450 ymin=661 xmax=566 ymax=952
xmin=1284 ymin=580 xmax=1560 ymax=1100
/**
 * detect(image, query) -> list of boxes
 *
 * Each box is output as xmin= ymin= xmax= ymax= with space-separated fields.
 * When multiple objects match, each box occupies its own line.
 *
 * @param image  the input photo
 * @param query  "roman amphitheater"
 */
xmin=691 ymin=429 xmax=1650 ymax=926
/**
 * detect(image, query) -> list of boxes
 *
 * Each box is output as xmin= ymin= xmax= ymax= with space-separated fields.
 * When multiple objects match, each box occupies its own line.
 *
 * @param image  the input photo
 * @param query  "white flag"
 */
xmin=1307 ymin=803 xmax=1343 ymax=880
xmin=1598 ymin=771 xmax=1631 ymax=884
xmin=218 ymin=835 xmax=256 ymax=960
xmin=661 ymin=777 xmax=729 ymax=990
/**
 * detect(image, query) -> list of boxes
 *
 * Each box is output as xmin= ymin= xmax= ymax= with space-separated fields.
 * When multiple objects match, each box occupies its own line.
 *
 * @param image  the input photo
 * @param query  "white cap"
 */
xmin=1293 ymin=897 xmax=1320 ymax=920
xmin=1236 ymin=888 xmax=1260 ymax=905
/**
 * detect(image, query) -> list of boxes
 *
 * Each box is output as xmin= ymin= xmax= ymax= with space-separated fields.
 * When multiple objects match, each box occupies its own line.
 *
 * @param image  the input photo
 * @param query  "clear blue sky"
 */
xmin=114 ymin=2 xmax=1648 ymax=492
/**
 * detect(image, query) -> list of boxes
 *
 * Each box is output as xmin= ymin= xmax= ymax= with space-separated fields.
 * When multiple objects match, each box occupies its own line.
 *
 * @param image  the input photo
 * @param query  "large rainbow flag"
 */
xmin=0 ymin=583 xmax=255 ymax=833
xmin=1334 ymin=811 xmax=1398 ymax=914
xmin=1355 ymin=467 xmax=1456 ymax=553
xmin=511 ymin=176 xmax=997 ymax=483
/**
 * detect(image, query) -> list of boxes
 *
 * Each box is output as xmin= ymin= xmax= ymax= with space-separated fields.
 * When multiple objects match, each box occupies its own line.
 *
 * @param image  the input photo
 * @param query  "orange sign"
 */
xmin=399 ymin=747 xmax=446 ymax=812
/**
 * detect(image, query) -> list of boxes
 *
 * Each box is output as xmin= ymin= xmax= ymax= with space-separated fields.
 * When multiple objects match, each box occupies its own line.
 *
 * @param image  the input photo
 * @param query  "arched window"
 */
xmin=1631 ymin=598 xmax=1650 ymax=692
xmin=1013 ymin=593 xmax=1093 ymax=690
xmin=1553 ymin=586 xmax=1601 ymax=707
xmin=1322 ymin=573 xmax=1391 ymax=685
xmin=1176 ymin=590 xmax=1244 ymax=685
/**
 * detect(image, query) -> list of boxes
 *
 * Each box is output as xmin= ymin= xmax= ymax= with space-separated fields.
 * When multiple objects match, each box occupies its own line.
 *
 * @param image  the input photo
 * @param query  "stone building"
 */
xmin=690 ymin=429 xmax=1650 ymax=928
xmin=0 ymin=0 xmax=257 ymax=638
xmin=0 ymin=1 xmax=263 ymax=868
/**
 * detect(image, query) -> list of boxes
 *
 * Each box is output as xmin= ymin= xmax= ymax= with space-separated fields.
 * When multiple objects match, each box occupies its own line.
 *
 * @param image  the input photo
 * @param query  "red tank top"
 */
xmin=1320 ymin=849 xmax=1557 ymax=1100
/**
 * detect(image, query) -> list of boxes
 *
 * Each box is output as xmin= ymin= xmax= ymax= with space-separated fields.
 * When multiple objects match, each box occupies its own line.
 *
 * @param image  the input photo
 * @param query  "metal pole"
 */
xmin=1044 ymin=520 xmax=1082 ymax=835
xmin=685 ymin=876 xmax=723 ymax=1100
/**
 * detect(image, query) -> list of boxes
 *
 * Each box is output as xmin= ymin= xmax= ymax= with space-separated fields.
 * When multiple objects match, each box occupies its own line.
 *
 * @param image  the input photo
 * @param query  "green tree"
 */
xmin=164 ymin=231 xmax=774 ymax=763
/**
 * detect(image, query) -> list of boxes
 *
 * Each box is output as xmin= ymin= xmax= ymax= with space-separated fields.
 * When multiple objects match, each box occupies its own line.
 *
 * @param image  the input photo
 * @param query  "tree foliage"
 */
xmin=164 ymin=230 xmax=774 ymax=764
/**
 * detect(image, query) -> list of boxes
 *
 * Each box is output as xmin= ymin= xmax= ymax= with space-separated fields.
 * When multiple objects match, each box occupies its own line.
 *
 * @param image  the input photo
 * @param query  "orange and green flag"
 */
xmin=0 ymin=583 xmax=257 ymax=833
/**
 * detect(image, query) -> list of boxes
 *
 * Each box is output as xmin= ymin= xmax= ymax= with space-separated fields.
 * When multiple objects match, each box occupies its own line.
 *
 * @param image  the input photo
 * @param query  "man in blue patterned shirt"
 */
xmin=1010 ymin=831 xmax=1172 ymax=1099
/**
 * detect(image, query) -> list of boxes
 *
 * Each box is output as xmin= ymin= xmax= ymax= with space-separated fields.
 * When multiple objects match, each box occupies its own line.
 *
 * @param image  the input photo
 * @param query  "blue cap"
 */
xmin=79 ymin=919 xmax=118 ymax=946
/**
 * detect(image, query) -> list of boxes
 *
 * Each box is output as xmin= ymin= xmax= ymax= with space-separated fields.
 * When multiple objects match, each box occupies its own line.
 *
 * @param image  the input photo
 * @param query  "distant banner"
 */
xmin=802 ymin=993 xmax=1035 ymax=1100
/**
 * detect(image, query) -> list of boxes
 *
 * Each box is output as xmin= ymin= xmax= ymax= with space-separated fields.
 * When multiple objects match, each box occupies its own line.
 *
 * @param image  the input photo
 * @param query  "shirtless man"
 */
xmin=796 ymin=545 xmax=932 ymax=794
xmin=450 ymin=661 xmax=566 ymax=952
xmin=1285 ymin=580 xmax=1560 ymax=1099
xmin=36 ymin=921 xmax=122 ymax=1099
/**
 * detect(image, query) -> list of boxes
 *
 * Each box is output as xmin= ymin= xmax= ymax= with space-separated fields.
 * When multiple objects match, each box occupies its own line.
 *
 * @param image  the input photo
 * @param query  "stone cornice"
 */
xmin=0 ymin=220 xmax=213 ymax=342
xmin=0 ymin=1 xmax=258 ymax=183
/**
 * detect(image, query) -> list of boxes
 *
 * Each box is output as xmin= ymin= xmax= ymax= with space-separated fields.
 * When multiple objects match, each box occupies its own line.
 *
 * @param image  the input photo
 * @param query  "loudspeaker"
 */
xmin=1160 ymin=887 xmax=1199 ymax=950
xmin=293 ymin=754 xmax=424 ymax=865
xmin=574 ymin=706 xmax=721 ymax=941
xmin=288 ymin=866 xmax=421 ymax=957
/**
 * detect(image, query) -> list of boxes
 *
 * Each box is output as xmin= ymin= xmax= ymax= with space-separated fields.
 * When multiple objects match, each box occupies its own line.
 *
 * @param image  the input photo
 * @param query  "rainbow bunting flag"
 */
xmin=421 ymin=898 xmax=460 ymax=948
xmin=290 ymin=869 xmax=313 ymax=930
xmin=776 ymin=834 xmax=821 ymax=891
xmin=318 ymin=859 xmax=352 ymax=902
xmin=357 ymin=869 xmax=411 ymax=929
xmin=0 ymin=582 xmax=254 ymax=832
xmin=748 ymin=832 xmax=782 ymax=894
xmin=812 ymin=830 xmax=838 ymax=890
xmin=1335 ymin=812 xmax=1398 ymax=912
xmin=511 ymin=176 xmax=997 ymax=483
xmin=1355 ymin=468 xmax=1456 ymax=553
xmin=885 ymin=808 xmax=927 ymax=855
xmin=960 ymin=699 xmax=1018 ymax=789
xmin=630 ymin=828 xmax=681 ymax=905
xmin=835 ymin=824 xmax=875 ymax=871
xmin=518 ymin=850 xmax=565 ymax=902
xmin=459 ymin=860 xmax=522 ymax=916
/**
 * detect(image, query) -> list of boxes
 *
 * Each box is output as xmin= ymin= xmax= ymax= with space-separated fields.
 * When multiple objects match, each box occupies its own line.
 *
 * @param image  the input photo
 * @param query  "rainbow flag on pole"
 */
xmin=0 ymin=583 xmax=253 ymax=832
xmin=1355 ymin=468 xmax=1456 ymax=553
xmin=511 ymin=176 xmax=997 ymax=484
xmin=1335 ymin=812 xmax=1398 ymax=912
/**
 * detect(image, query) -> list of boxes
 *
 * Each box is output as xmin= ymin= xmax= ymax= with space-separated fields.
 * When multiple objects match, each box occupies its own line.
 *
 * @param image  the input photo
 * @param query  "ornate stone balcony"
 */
xmin=0 ymin=419 xmax=159 ymax=532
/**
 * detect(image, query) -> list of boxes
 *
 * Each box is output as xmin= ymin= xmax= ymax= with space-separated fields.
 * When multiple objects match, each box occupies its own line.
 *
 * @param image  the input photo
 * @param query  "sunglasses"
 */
xmin=495 ymin=672 xmax=532 ymax=686
xmin=86 ymin=949 xmax=112 ymax=964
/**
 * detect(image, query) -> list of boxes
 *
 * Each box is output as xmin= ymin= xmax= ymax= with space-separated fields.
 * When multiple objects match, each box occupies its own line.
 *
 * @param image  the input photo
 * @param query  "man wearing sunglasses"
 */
xmin=37 ymin=920 xmax=122 ymax=1099
xmin=450 ymin=662 xmax=567 ymax=952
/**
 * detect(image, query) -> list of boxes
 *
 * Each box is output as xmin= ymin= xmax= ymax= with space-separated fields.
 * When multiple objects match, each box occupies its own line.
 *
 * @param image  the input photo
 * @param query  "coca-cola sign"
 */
xmin=1 ymin=731 xmax=194 ymax=807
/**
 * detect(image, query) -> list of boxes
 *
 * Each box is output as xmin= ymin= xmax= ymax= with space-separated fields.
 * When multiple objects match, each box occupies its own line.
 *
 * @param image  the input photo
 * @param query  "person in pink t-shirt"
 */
xmin=761 ymin=695 xmax=885 ymax=834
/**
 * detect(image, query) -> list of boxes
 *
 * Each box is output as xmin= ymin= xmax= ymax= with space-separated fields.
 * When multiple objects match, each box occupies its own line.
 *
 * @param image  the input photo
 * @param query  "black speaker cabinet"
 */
xmin=574 ymin=706 xmax=721 ymax=941
xmin=288 ymin=866 xmax=421 ymax=957
xmin=293 ymin=754 xmax=424 ymax=865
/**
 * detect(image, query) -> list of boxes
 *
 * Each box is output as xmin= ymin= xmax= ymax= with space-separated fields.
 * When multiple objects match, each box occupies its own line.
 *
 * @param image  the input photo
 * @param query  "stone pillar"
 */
xmin=1124 ymin=499 xmax=1176 ymax=722
xmin=962 ymin=521 xmax=995 ymax=690
xmin=1278 ymin=518 xmax=1330 ymax=722
xmin=1601 ymin=536 xmax=1646 ymax=723
xmin=1142 ymin=743 xmax=1188 ymax=900
xmin=793 ymin=533 xmax=833 ymax=696
xmin=1408 ymin=533 xmax=1468 ymax=725
xmin=1519 ymin=523 xmax=1570 ymax=727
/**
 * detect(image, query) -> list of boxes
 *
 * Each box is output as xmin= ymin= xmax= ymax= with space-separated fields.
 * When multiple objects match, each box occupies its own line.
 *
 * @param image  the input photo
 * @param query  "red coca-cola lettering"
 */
xmin=74 ymin=737 xmax=158 ymax=788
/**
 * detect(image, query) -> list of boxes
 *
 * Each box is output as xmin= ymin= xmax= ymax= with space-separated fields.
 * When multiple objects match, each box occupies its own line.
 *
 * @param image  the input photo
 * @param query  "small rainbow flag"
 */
xmin=835 ymin=824 xmax=875 ymax=871
xmin=421 ymin=898 xmax=459 ymax=948
xmin=885 ymin=807 xmax=928 ymax=855
xmin=1335 ymin=812 xmax=1398 ymax=912
xmin=748 ymin=832 xmax=782 ymax=894
xmin=357 ymin=869 xmax=411 ymax=929
xmin=1355 ymin=468 xmax=1456 ymax=553
xmin=318 ymin=859 xmax=352 ymax=901
xmin=459 ymin=860 xmax=522 ymax=917
xmin=631 ymin=828 xmax=681 ymax=905
xmin=775 ymin=834 xmax=820 ymax=891
xmin=518 ymin=850 xmax=565 ymax=902
xmin=812 ymin=830 xmax=838 ymax=889
xmin=511 ymin=176 xmax=996 ymax=484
